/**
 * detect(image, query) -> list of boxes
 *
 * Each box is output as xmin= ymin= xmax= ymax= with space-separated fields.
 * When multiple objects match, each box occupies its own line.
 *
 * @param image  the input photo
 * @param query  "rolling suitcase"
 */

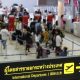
xmin=42 ymin=48 xmax=50 ymax=58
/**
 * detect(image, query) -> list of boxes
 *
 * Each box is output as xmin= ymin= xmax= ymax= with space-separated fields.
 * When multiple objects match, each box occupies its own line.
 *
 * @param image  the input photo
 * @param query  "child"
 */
xmin=59 ymin=47 xmax=68 ymax=56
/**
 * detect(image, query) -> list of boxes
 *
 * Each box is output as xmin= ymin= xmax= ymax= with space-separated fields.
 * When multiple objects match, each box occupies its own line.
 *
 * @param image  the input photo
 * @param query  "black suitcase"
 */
xmin=17 ymin=36 xmax=24 ymax=45
xmin=42 ymin=49 xmax=50 ymax=58
xmin=12 ymin=32 xmax=16 ymax=40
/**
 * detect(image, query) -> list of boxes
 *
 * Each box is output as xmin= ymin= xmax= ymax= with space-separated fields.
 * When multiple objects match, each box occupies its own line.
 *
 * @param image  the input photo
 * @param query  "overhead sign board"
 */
xmin=0 ymin=57 xmax=80 ymax=80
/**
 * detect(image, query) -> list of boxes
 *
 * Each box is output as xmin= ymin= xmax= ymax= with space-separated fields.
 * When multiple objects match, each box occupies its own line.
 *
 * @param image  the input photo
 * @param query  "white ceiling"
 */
xmin=1 ymin=0 xmax=38 ymax=12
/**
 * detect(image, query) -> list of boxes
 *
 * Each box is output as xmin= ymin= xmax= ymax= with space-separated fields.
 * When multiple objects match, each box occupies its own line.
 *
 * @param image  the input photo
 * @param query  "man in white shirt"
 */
xmin=0 ymin=26 xmax=10 ymax=49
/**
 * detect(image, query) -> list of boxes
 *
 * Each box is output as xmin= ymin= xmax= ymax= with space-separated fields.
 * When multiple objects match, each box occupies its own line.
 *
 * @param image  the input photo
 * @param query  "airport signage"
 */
xmin=0 ymin=57 xmax=80 ymax=80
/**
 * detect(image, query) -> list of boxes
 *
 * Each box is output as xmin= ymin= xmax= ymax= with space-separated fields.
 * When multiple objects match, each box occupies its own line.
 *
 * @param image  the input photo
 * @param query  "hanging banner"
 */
xmin=0 ymin=57 xmax=80 ymax=80
xmin=73 ymin=0 xmax=78 ymax=7
xmin=64 ymin=0 xmax=70 ymax=4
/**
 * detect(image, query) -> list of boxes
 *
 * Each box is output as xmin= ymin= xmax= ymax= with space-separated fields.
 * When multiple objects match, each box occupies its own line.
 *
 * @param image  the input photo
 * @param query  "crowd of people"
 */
xmin=0 ymin=4 xmax=68 ymax=59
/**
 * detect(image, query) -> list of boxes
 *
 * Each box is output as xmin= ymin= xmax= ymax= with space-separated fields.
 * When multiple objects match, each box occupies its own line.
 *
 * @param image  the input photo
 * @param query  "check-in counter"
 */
xmin=65 ymin=19 xmax=72 ymax=33
xmin=73 ymin=22 xmax=80 ymax=37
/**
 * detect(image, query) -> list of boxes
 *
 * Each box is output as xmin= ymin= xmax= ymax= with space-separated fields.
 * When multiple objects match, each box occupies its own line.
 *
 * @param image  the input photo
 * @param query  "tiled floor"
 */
xmin=0 ymin=32 xmax=80 ymax=62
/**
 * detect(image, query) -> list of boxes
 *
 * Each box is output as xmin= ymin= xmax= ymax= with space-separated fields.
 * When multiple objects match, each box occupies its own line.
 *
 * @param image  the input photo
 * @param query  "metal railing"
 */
xmin=64 ymin=37 xmax=80 ymax=56
xmin=0 ymin=35 xmax=27 ymax=60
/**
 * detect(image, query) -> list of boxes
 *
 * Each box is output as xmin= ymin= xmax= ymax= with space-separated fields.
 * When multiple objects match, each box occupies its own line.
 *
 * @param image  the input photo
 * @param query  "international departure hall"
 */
xmin=0 ymin=0 xmax=80 ymax=80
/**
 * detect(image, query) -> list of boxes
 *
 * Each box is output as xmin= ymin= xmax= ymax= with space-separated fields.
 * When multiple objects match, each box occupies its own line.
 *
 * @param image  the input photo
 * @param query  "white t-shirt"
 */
xmin=0 ymin=29 xmax=10 ymax=40
xmin=4 ymin=17 xmax=8 ymax=23
xmin=56 ymin=35 xmax=62 ymax=47
xmin=35 ymin=34 xmax=41 ymax=42
xmin=52 ymin=19 xmax=56 ymax=25
xmin=43 ymin=12 xmax=47 ymax=19
xmin=16 ymin=22 xmax=22 ymax=30
xmin=41 ymin=24 xmax=45 ymax=32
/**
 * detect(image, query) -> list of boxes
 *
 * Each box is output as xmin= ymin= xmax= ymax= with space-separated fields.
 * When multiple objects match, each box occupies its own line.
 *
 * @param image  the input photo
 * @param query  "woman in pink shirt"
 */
xmin=61 ymin=15 xmax=66 ymax=30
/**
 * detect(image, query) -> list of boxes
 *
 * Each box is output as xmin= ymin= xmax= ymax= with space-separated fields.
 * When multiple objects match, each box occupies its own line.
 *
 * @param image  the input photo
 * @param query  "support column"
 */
xmin=58 ymin=0 xmax=64 ymax=28
xmin=58 ymin=0 xmax=64 ymax=17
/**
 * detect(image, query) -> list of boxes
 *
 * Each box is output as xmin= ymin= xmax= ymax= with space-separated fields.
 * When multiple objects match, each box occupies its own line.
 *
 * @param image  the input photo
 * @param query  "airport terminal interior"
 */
xmin=0 ymin=0 xmax=80 ymax=62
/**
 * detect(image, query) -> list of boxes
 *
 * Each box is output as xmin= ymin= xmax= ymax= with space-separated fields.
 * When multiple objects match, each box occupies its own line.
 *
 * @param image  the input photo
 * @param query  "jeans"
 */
xmin=1 ymin=40 xmax=7 ymax=49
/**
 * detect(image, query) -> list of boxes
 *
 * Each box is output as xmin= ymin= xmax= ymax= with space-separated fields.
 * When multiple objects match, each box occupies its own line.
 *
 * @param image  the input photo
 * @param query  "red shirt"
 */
xmin=34 ymin=14 xmax=41 ymax=21
xmin=47 ymin=13 xmax=53 ymax=23
xmin=22 ymin=15 xmax=29 ymax=25
xmin=8 ymin=15 xmax=15 ymax=31
xmin=9 ymin=15 xmax=15 ymax=23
